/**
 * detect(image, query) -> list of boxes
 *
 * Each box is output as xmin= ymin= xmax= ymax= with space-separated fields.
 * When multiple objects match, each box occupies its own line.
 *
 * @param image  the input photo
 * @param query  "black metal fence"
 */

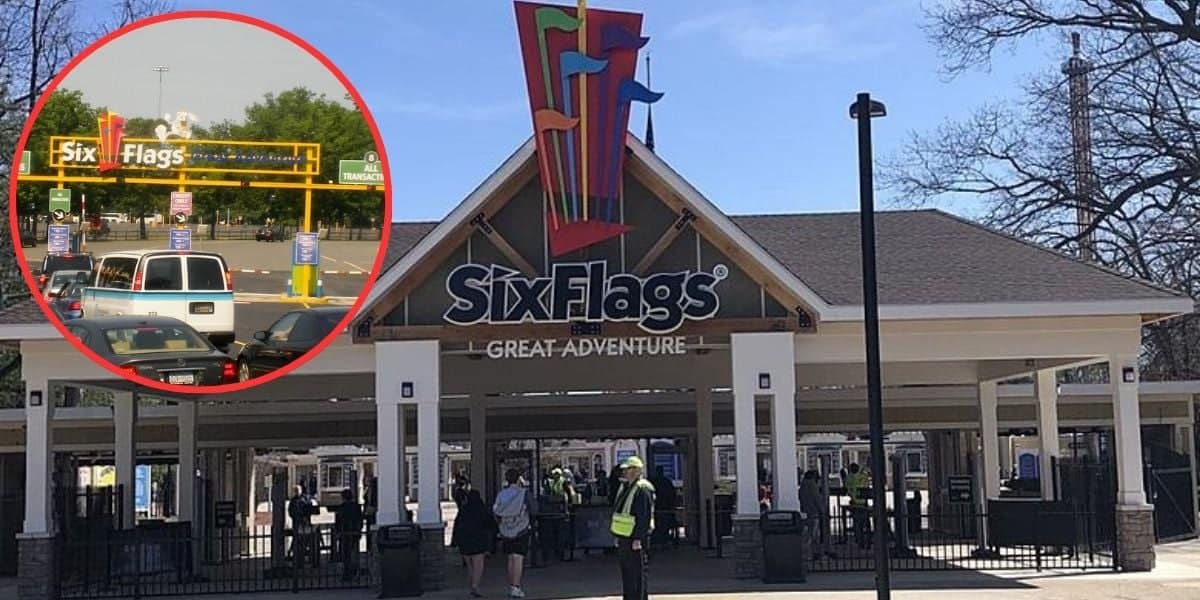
xmin=807 ymin=503 xmax=1115 ymax=572
xmin=58 ymin=523 xmax=373 ymax=598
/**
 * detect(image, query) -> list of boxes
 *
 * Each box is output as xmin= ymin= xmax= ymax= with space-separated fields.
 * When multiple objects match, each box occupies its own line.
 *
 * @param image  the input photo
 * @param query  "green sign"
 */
xmin=18 ymin=150 xmax=30 ymax=176
xmin=49 ymin=188 xmax=71 ymax=213
xmin=338 ymin=150 xmax=383 ymax=185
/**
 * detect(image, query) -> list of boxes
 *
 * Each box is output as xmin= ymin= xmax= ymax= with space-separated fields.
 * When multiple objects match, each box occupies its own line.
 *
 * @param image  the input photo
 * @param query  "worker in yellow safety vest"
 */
xmin=845 ymin=462 xmax=871 ymax=549
xmin=610 ymin=456 xmax=655 ymax=600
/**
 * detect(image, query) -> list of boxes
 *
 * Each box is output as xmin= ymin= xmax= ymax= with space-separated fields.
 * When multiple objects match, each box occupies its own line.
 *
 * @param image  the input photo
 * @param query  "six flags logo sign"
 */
xmin=514 ymin=1 xmax=663 ymax=257
xmin=445 ymin=262 xmax=728 ymax=334
xmin=65 ymin=111 xmax=185 ymax=171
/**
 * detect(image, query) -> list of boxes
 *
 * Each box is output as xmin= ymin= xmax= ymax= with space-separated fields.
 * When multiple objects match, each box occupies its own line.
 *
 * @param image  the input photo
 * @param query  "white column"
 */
xmin=417 ymin=400 xmax=442 ymax=524
xmin=977 ymin=381 xmax=1001 ymax=500
xmin=469 ymin=394 xmax=487 ymax=493
xmin=770 ymin=363 xmax=799 ymax=511
xmin=731 ymin=383 xmax=759 ymax=515
xmin=23 ymin=379 xmax=53 ymax=534
xmin=731 ymin=332 xmax=798 ymax=514
xmin=115 ymin=392 xmax=137 ymax=529
xmin=375 ymin=392 xmax=405 ymax=525
xmin=696 ymin=385 xmax=714 ymax=547
xmin=177 ymin=401 xmax=197 ymax=523
xmin=377 ymin=340 xmax=440 ymax=525
xmin=1035 ymin=369 xmax=1060 ymax=500
xmin=1110 ymin=354 xmax=1149 ymax=506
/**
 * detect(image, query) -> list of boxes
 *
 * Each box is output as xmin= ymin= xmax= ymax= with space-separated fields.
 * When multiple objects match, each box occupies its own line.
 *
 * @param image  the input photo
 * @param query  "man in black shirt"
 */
xmin=610 ymin=456 xmax=655 ymax=600
xmin=335 ymin=489 xmax=364 ymax=581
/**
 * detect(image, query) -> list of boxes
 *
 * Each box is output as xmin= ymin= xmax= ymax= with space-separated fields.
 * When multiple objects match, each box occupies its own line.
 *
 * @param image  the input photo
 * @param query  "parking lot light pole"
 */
xmin=849 ymin=91 xmax=890 ymax=600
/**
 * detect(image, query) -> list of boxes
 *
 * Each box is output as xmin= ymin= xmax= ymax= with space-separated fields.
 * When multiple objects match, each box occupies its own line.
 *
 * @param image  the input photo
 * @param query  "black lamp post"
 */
xmin=849 ymin=91 xmax=890 ymax=600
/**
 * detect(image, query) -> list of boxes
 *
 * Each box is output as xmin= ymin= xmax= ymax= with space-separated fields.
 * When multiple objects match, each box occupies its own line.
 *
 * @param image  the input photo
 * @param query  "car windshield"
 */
xmin=49 ymin=272 xmax=80 ymax=288
xmin=45 ymin=255 xmax=93 ymax=271
xmin=316 ymin=309 xmax=350 ymax=335
xmin=104 ymin=325 xmax=211 ymax=355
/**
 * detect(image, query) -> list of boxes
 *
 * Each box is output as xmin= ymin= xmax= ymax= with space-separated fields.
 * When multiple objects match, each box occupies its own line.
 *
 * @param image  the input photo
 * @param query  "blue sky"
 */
xmin=156 ymin=0 xmax=1057 ymax=223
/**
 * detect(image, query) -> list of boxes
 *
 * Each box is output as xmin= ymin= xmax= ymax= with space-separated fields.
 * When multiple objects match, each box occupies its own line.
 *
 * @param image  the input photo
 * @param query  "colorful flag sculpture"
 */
xmin=514 ymin=1 xmax=662 ymax=256
xmin=96 ymin=112 xmax=127 ymax=173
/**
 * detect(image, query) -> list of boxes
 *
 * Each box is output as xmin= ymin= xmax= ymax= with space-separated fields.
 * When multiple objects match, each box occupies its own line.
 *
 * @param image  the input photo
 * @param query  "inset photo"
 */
xmin=9 ymin=12 xmax=389 ymax=391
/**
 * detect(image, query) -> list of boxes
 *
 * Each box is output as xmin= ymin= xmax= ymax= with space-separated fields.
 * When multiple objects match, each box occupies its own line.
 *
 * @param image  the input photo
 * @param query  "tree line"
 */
xmin=16 ymin=87 xmax=383 ymax=237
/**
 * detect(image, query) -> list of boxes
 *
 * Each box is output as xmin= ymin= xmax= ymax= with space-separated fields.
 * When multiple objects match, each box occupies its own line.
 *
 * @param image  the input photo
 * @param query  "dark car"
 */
xmin=255 ymin=226 xmax=285 ymax=242
xmin=236 ymin=306 xmax=350 ymax=381
xmin=65 ymin=316 xmax=236 ymax=386
xmin=34 ymin=253 xmax=94 ymax=292
xmin=50 ymin=281 xmax=87 ymax=320
xmin=20 ymin=229 xmax=37 ymax=248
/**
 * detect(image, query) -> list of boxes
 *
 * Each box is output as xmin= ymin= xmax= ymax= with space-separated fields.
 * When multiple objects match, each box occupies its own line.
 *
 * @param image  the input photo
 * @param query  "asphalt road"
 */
xmin=233 ymin=272 xmax=367 ymax=297
xmin=21 ymin=238 xmax=383 ymax=274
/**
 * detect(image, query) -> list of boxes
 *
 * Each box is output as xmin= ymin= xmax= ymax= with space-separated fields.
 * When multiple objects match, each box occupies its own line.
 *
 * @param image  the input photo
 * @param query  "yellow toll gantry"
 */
xmin=19 ymin=129 xmax=386 ymax=303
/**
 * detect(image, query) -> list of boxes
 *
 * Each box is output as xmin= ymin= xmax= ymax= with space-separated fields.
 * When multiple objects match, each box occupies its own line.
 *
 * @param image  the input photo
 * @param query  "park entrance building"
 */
xmin=4 ymin=134 xmax=1198 ymax=597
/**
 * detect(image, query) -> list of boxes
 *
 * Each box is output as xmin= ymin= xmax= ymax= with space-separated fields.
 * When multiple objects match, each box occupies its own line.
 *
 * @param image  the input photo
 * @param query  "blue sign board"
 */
xmin=169 ymin=228 xmax=191 ymax=251
xmin=1017 ymin=452 xmax=1039 ymax=479
xmin=293 ymin=232 xmax=319 ymax=266
xmin=616 ymin=449 xmax=635 ymax=466
xmin=134 ymin=465 xmax=150 ymax=512
xmin=653 ymin=453 xmax=680 ymax=481
xmin=47 ymin=225 xmax=70 ymax=254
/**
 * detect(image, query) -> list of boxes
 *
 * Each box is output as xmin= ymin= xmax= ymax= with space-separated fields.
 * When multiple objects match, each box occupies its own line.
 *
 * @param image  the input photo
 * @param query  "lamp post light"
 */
xmin=152 ymin=65 xmax=169 ymax=118
xmin=849 ymin=91 xmax=890 ymax=600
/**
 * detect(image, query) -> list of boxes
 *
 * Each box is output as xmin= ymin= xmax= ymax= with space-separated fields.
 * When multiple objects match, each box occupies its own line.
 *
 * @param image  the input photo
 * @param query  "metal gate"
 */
xmin=1145 ymin=444 xmax=1198 ymax=541
xmin=58 ymin=523 xmax=374 ymax=598
xmin=808 ymin=502 xmax=1114 ymax=572
xmin=54 ymin=486 xmax=375 ymax=597
xmin=807 ymin=459 xmax=1115 ymax=573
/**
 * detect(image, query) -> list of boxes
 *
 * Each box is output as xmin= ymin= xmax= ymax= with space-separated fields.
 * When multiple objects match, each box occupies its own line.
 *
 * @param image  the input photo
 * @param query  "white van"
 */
xmin=81 ymin=250 xmax=235 ymax=349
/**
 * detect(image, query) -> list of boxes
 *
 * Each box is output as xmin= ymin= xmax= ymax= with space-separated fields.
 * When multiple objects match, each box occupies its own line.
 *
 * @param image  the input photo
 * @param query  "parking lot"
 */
xmin=20 ymin=238 xmax=377 ymax=381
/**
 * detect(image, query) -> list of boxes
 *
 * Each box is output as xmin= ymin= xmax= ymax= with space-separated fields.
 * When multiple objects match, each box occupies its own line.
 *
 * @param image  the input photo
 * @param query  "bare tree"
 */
xmin=885 ymin=1 xmax=1200 ymax=379
xmin=0 ymin=0 xmax=172 ymax=308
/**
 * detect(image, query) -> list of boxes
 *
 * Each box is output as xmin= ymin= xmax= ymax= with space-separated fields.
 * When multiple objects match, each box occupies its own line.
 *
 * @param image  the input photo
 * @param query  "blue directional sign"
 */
xmin=293 ymin=232 xmax=320 ymax=266
xmin=134 ymin=465 xmax=151 ymax=512
xmin=47 ymin=225 xmax=70 ymax=254
xmin=169 ymin=228 xmax=192 ymax=251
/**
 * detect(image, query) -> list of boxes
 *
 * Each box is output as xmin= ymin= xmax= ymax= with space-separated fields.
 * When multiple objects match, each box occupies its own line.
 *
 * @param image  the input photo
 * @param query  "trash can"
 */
xmin=377 ymin=523 xmax=422 ymax=598
xmin=760 ymin=510 xmax=806 ymax=583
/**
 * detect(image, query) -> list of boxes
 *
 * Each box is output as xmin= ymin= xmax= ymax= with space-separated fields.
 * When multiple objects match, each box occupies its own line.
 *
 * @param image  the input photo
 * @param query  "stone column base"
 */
xmin=732 ymin=515 xmax=762 ymax=579
xmin=1116 ymin=505 xmax=1155 ymax=572
xmin=418 ymin=523 xmax=446 ymax=591
xmin=18 ymin=532 xmax=60 ymax=600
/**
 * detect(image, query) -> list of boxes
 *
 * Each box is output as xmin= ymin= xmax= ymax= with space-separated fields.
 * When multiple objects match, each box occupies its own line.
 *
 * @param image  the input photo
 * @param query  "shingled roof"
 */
xmin=0 ymin=299 xmax=49 ymax=324
xmin=382 ymin=209 xmax=1188 ymax=307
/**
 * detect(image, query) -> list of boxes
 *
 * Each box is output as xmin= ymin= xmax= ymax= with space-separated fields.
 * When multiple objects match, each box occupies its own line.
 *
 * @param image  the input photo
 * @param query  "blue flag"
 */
xmin=560 ymin=51 xmax=608 ymax=78
xmin=602 ymin=25 xmax=649 ymax=52
xmin=618 ymin=79 xmax=664 ymax=105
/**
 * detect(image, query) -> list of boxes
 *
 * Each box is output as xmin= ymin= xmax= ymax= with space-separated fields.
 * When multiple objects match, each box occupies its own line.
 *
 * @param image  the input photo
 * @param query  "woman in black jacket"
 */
xmin=452 ymin=489 xmax=496 ymax=597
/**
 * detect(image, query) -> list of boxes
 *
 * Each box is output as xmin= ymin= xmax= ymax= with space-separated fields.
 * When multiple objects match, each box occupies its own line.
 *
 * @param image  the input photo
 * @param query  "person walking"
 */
xmin=799 ymin=470 xmax=826 ymax=560
xmin=610 ymin=456 xmax=655 ymax=600
xmin=452 ymin=489 xmax=496 ymax=598
xmin=493 ymin=469 xmax=536 ymax=599
xmin=335 ymin=488 xmax=364 ymax=581
xmin=845 ymin=463 xmax=871 ymax=549
xmin=287 ymin=485 xmax=317 ymax=568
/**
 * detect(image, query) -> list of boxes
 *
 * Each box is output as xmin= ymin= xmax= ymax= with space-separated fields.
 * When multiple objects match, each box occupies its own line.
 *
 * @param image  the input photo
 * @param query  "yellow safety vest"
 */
xmin=846 ymin=471 xmax=868 ymax=506
xmin=610 ymin=479 xmax=655 ymax=538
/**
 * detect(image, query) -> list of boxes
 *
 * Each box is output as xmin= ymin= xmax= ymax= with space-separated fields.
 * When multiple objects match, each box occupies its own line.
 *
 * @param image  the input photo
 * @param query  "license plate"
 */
xmin=190 ymin=302 xmax=214 ymax=314
xmin=168 ymin=372 xmax=196 ymax=385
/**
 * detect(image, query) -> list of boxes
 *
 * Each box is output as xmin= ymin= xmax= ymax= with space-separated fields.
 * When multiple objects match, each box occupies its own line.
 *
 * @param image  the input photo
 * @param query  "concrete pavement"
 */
xmin=5 ymin=538 xmax=1192 ymax=600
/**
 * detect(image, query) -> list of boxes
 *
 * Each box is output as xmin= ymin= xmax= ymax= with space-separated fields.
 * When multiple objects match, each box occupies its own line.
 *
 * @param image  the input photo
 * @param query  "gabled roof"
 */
xmin=368 ymin=138 xmax=1194 ymax=324
xmin=362 ymin=136 xmax=833 ymax=322
xmin=0 ymin=299 xmax=48 ymax=325
xmin=734 ymin=211 xmax=1190 ymax=306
